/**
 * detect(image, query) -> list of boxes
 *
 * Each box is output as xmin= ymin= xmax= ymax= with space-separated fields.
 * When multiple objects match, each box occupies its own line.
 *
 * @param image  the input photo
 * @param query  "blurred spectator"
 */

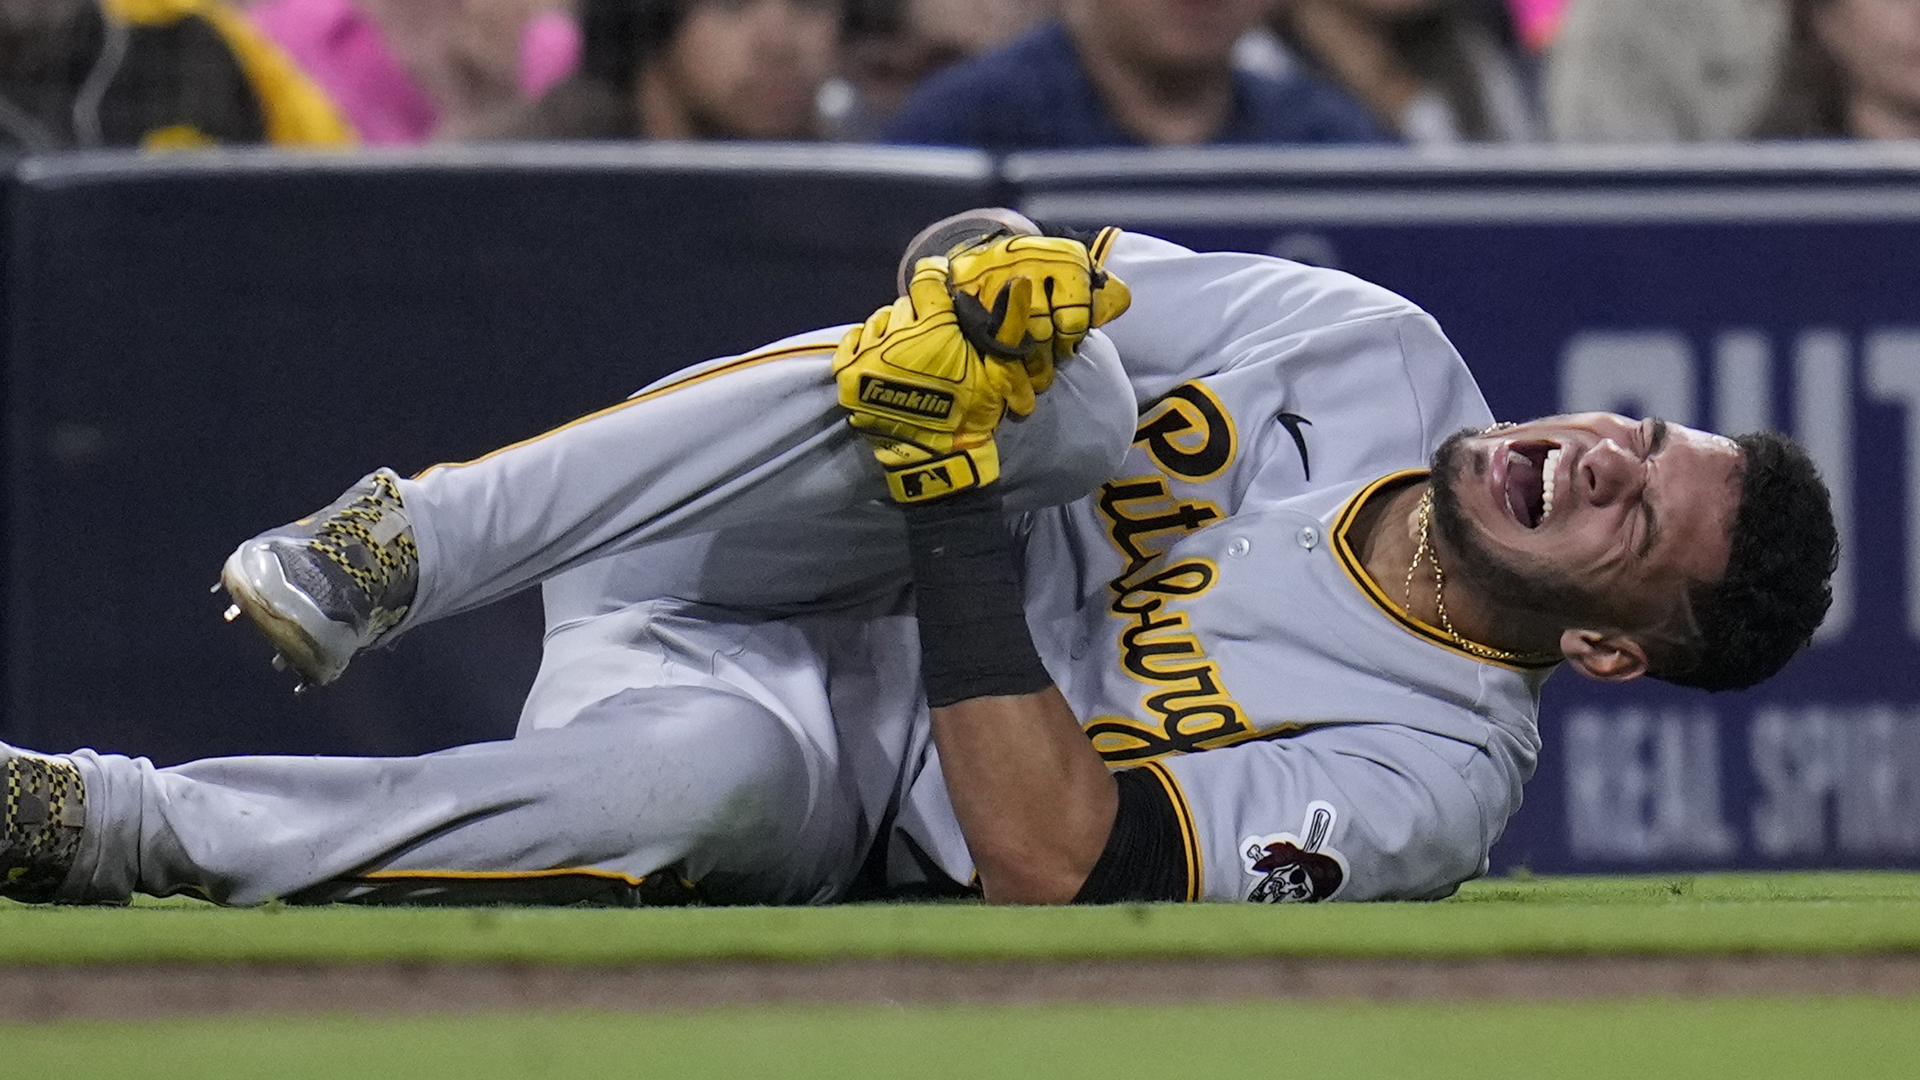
xmin=247 ymin=0 xmax=435 ymax=142
xmin=1266 ymin=0 xmax=1544 ymax=143
xmin=0 ymin=0 xmax=350 ymax=150
xmin=247 ymin=0 xmax=573 ymax=142
xmin=519 ymin=7 xmax=584 ymax=97
xmin=1544 ymin=0 xmax=1788 ymax=142
xmin=494 ymin=0 xmax=842 ymax=139
xmin=879 ymin=0 xmax=1389 ymax=149
xmin=1506 ymin=0 xmax=1566 ymax=52
xmin=827 ymin=0 xmax=1053 ymax=137
xmin=1752 ymin=0 xmax=1920 ymax=138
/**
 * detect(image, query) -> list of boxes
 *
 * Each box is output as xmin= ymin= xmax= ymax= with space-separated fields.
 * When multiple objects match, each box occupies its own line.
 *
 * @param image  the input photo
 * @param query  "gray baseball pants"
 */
xmin=51 ymin=328 xmax=1138 ymax=905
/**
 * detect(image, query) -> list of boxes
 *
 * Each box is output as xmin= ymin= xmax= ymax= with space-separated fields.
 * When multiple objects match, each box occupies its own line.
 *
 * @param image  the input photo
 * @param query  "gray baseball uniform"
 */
xmin=49 ymin=231 xmax=1542 ymax=907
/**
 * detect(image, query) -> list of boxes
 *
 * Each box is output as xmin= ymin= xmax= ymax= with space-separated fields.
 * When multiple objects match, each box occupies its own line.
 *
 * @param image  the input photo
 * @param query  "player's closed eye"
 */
xmin=1642 ymin=418 xmax=1670 ymax=460
xmin=1634 ymin=420 xmax=1668 ymax=559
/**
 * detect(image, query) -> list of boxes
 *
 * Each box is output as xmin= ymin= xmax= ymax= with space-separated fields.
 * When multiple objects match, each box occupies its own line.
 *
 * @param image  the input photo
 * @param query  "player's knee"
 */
xmin=1060 ymin=334 xmax=1137 ymax=481
xmin=1000 ymin=333 xmax=1135 ymax=511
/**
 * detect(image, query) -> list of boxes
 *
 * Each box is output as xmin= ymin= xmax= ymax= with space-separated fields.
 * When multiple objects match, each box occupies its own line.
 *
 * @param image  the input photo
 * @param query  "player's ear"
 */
xmin=1559 ymin=628 xmax=1648 ymax=683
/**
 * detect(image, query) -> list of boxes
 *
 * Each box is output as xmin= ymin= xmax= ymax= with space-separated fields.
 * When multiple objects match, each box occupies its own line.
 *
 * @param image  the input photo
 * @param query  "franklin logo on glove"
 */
xmin=857 ymin=376 xmax=956 ymax=421
xmin=833 ymin=228 xmax=1131 ymax=505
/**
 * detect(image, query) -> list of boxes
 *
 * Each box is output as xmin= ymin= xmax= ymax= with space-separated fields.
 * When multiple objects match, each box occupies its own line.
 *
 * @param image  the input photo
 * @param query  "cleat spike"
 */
xmin=210 ymin=582 xmax=223 ymax=594
xmin=271 ymin=654 xmax=288 ymax=672
xmin=293 ymin=681 xmax=310 ymax=695
xmin=224 ymin=604 xmax=242 ymax=622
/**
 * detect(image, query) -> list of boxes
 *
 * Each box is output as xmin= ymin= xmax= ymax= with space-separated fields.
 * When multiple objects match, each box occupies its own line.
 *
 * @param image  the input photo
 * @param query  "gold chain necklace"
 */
xmin=1403 ymin=487 xmax=1554 ymax=665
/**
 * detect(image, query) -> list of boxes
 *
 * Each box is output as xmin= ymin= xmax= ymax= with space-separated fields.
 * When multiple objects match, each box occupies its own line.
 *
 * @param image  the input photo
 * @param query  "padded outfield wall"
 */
xmin=0 ymin=142 xmax=1914 ymax=876
xmin=0 ymin=143 xmax=999 ymax=763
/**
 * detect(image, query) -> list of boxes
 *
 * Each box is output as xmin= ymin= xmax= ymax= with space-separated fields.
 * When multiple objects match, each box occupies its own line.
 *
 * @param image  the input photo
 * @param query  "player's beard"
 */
xmin=1427 ymin=428 xmax=1598 ymax=621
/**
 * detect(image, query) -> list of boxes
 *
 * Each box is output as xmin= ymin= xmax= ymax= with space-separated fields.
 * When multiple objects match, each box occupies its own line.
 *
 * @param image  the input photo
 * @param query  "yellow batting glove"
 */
xmin=834 ymin=256 xmax=1038 ymax=504
xmin=945 ymin=230 xmax=1132 ymax=393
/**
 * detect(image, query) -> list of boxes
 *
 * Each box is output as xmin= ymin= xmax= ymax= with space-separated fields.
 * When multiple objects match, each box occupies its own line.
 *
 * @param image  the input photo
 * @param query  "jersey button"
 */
xmin=1296 ymin=526 xmax=1320 ymax=550
xmin=1227 ymin=537 xmax=1252 ymax=558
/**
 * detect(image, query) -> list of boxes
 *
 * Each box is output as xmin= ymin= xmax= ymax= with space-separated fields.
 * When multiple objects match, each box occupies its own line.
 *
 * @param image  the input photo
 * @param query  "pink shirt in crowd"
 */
xmin=520 ymin=10 xmax=581 ymax=99
xmin=1508 ymin=0 xmax=1569 ymax=51
xmin=248 ymin=0 xmax=439 ymax=143
xmin=248 ymin=0 xmax=583 ymax=143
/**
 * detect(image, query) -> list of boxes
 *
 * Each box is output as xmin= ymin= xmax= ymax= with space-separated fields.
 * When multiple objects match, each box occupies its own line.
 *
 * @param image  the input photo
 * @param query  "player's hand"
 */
xmin=834 ymin=256 xmax=1038 ymax=504
xmin=945 ymin=233 xmax=1132 ymax=393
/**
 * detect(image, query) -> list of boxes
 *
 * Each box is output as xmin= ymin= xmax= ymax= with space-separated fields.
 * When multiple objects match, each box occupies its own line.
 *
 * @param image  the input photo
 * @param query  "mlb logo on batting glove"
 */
xmin=835 ymin=257 xmax=1035 ymax=503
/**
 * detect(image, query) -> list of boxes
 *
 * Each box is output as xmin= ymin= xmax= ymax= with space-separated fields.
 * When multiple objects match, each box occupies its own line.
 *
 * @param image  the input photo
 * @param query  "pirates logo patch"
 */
xmin=1241 ymin=801 xmax=1348 ymax=903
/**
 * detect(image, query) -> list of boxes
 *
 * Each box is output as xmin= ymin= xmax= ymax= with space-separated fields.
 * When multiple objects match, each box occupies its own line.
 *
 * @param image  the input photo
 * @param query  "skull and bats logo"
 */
xmin=1242 ymin=801 xmax=1348 ymax=903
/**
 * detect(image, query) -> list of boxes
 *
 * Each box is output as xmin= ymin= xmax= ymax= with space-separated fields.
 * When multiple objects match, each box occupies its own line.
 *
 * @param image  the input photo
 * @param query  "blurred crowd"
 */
xmin=0 ymin=0 xmax=1914 ymax=152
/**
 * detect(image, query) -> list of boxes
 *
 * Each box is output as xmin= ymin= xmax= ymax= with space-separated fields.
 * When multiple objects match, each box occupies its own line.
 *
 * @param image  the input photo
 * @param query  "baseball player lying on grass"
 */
xmin=1 ymin=213 xmax=1837 ymax=908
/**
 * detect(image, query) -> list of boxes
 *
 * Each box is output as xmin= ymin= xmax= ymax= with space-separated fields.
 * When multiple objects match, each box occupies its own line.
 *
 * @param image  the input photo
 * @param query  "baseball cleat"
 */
xmin=219 ymin=468 xmax=419 ymax=690
xmin=1 ymin=744 xmax=87 ymax=903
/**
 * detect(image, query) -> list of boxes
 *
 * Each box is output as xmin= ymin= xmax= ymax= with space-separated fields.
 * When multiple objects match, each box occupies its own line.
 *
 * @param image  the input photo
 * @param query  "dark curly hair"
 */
xmin=1654 ymin=431 xmax=1838 ymax=692
xmin=1750 ymin=0 xmax=1847 ymax=138
xmin=578 ymin=0 xmax=691 ymax=90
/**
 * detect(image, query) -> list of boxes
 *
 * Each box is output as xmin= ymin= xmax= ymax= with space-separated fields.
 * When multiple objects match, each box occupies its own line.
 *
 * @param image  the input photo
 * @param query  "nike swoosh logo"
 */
xmin=1277 ymin=411 xmax=1312 ymax=480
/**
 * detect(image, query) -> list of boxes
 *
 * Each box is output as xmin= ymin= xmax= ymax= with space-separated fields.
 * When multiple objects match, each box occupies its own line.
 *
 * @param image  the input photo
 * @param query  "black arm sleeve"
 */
xmin=902 ymin=487 xmax=1053 ymax=708
xmin=1072 ymin=767 xmax=1189 ymax=903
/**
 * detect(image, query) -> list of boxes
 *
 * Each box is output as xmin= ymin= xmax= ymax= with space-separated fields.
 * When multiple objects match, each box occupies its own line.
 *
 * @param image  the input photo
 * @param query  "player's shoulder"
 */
xmin=1105 ymin=230 xmax=1432 ymax=328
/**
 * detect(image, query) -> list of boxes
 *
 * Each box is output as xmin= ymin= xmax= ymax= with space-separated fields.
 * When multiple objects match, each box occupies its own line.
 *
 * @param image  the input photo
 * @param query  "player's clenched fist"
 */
xmin=834 ymin=256 xmax=1038 ymax=504
xmin=945 ymin=232 xmax=1132 ymax=392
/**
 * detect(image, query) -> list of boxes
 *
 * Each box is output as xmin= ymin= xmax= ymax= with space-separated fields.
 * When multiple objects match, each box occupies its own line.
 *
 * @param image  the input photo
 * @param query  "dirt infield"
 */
xmin=5 ymin=956 xmax=1920 ymax=1021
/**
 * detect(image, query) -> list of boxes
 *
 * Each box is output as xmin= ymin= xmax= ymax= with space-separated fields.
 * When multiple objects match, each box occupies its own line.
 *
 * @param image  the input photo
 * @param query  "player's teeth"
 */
xmin=1540 ymin=447 xmax=1562 ymax=523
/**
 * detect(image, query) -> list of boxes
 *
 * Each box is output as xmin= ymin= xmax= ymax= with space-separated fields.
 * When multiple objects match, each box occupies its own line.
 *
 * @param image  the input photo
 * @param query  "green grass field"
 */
xmin=4 ymin=871 xmax=1920 ymax=963
xmin=5 ymin=872 xmax=1918 ymax=1079
xmin=5 ymin=999 xmax=1919 ymax=1079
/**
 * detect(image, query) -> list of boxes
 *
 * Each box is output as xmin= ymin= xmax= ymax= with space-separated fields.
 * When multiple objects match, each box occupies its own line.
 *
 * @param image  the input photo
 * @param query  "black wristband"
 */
xmin=1072 ymin=767 xmax=1188 ymax=904
xmin=903 ymin=486 xmax=1053 ymax=708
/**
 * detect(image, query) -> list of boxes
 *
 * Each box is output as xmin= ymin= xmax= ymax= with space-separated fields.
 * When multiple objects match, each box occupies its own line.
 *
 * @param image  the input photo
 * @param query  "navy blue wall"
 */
xmin=1 ymin=156 xmax=14 ymax=697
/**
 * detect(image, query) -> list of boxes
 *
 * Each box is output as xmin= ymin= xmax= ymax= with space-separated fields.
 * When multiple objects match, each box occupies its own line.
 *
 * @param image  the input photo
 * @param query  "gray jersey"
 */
xmin=910 ymin=233 xmax=1545 ymax=901
xmin=51 ymin=231 xmax=1544 ymax=907
xmin=1031 ymin=231 xmax=1544 ymax=757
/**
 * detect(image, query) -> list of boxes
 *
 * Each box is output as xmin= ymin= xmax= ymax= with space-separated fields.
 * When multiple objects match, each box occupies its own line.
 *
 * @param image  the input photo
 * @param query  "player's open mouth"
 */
xmin=1503 ymin=442 xmax=1562 ymax=528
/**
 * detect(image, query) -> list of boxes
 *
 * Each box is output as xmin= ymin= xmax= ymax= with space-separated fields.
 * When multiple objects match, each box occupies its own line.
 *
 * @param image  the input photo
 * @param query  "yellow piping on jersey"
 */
xmin=357 ymin=866 xmax=650 ymax=886
xmin=1137 ymin=760 xmax=1201 ymax=901
xmin=1089 ymin=226 xmax=1122 ymax=267
xmin=1331 ymin=470 xmax=1557 ymax=672
xmin=413 ymin=342 xmax=834 ymax=478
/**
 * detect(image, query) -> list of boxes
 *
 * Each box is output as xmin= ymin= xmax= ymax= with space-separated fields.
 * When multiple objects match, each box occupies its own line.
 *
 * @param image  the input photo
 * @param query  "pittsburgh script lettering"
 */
xmin=1134 ymin=383 xmax=1238 ymax=481
xmin=1087 ymin=383 xmax=1255 ymax=761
